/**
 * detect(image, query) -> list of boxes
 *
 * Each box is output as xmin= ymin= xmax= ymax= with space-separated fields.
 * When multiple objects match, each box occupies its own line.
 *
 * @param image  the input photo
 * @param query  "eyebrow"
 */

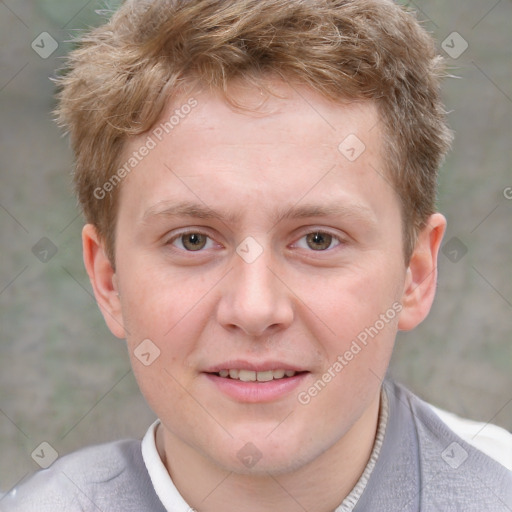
xmin=141 ymin=200 xmax=376 ymax=227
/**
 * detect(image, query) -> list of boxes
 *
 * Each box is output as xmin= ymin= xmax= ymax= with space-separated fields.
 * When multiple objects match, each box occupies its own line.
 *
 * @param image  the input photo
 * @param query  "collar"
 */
xmin=141 ymin=420 xmax=191 ymax=512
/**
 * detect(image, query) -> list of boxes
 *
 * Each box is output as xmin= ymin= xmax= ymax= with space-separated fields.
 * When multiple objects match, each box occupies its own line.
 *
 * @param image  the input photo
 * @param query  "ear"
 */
xmin=82 ymin=224 xmax=126 ymax=339
xmin=398 ymin=213 xmax=446 ymax=331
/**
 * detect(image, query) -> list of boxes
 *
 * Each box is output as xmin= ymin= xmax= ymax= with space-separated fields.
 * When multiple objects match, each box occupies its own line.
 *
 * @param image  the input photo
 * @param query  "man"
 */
xmin=2 ymin=0 xmax=511 ymax=510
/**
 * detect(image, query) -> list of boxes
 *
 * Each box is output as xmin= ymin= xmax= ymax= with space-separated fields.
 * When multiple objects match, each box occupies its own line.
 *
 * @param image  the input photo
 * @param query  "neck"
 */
xmin=157 ymin=392 xmax=381 ymax=512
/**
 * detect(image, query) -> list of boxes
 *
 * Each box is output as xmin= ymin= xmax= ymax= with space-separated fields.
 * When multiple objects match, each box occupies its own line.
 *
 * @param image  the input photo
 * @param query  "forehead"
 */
xmin=117 ymin=79 xmax=392 ymax=226
xmin=163 ymin=79 xmax=380 ymax=161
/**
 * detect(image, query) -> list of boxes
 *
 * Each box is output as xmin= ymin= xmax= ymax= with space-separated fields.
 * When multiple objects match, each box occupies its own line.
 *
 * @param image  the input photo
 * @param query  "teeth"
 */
xmin=238 ymin=370 xmax=256 ymax=382
xmin=256 ymin=370 xmax=273 ymax=382
xmin=217 ymin=369 xmax=297 ymax=381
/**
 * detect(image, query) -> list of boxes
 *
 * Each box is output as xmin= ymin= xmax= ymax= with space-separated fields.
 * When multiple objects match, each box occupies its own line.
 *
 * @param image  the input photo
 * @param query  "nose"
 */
xmin=216 ymin=247 xmax=294 ymax=337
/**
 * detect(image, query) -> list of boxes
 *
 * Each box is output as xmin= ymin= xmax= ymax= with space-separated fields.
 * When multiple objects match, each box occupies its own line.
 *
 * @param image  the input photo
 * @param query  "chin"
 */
xmin=208 ymin=431 xmax=323 ymax=476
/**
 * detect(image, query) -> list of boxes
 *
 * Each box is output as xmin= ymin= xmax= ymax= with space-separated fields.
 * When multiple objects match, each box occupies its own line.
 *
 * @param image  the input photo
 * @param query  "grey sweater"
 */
xmin=2 ymin=380 xmax=511 ymax=511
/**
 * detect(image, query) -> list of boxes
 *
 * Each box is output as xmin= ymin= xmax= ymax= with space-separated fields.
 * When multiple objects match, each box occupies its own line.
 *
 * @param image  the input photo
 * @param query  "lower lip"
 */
xmin=204 ymin=372 xmax=309 ymax=403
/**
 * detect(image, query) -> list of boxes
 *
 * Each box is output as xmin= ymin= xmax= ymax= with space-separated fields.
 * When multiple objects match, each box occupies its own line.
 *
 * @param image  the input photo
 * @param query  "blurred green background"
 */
xmin=1 ymin=0 xmax=511 ymax=492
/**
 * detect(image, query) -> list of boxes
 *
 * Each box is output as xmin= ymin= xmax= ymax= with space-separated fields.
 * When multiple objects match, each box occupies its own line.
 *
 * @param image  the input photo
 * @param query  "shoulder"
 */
xmin=429 ymin=402 xmax=512 ymax=470
xmin=386 ymin=380 xmax=512 ymax=510
xmin=1 ymin=438 xmax=164 ymax=512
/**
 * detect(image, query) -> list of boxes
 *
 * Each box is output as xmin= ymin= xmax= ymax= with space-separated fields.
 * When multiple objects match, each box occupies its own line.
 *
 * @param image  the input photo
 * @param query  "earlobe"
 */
xmin=398 ymin=213 xmax=446 ymax=331
xmin=82 ymin=224 xmax=126 ymax=339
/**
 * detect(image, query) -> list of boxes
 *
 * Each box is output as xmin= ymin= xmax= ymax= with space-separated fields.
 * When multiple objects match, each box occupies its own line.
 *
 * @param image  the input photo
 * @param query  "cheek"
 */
xmin=292 ymin=258 xmax=402 ymax=402
xmin=302 ymin=260 xmax=403 ymax=339
xmin=117 ymin=257 xmax=220 ymax=341
xmin=129 ymin=354 xmax=208 ymax=447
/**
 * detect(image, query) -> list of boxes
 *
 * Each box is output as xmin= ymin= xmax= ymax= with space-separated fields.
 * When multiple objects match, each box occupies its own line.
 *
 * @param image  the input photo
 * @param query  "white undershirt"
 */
xmin=141 ymin=422 xmax=192 ymax=512
xmin=141 ymin=398 xmax=512 ymax=512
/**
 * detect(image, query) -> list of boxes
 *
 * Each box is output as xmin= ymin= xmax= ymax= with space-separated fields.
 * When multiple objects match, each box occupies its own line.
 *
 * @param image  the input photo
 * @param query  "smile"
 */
xmin=216 ymin=369 xmax=298 ymax=381
xmin=204 ymin=369 xmax=309 ymax=403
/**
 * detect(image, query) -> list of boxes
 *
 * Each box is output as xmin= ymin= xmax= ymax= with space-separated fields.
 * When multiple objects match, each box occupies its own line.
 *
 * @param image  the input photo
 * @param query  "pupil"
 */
xmin=307 ymin=232 xmax=331 ymax=250
xmin=183 ymin=233 xmax=206 ymax=251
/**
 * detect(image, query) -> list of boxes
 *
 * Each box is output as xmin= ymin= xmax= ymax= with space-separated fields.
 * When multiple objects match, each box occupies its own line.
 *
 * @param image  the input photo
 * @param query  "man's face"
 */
xmin=110 ymin=80 xmax=409 ymax=473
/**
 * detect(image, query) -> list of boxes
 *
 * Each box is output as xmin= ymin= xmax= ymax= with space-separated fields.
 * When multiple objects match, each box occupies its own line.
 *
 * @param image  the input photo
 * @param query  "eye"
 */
xmin=295 ymin=231 xmax=342 ymax=251
xmin=169 ymin=231 xmax=215 ymax=251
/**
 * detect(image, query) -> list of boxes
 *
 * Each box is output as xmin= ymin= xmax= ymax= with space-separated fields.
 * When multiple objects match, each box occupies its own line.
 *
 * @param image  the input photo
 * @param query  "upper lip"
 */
xmin=204 ymin=360 xmax=308 ymax=373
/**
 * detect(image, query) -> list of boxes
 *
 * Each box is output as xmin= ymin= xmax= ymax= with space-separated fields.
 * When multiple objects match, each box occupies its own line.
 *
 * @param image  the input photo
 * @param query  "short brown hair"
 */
xmin=55 ymin=0 xmax=452 ymax=265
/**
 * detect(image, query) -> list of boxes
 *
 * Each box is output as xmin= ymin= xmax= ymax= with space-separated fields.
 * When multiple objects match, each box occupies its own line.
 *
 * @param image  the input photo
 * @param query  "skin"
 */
xmin=83 ymin=78 xmax=446 ymax=512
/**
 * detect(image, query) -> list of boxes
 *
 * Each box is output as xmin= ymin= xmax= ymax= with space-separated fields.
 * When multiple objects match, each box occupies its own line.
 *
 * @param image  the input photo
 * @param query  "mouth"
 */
xmin=203 ymin=362 xmax=309 ymax=403
xmin=211 ymin=369 xmax=303 ymax=382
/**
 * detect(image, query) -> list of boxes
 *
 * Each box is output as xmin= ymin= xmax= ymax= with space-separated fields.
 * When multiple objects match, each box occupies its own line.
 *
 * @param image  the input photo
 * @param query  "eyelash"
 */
xmin=166 ymin=229 xmax=345 ymax=253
